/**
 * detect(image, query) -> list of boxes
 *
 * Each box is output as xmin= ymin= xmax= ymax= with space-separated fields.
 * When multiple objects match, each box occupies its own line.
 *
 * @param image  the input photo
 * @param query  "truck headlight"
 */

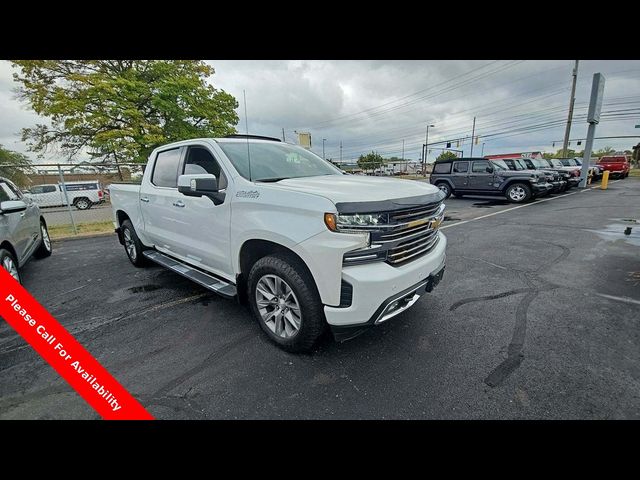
xmin=324 ymin=212 xmax=387 ymax=232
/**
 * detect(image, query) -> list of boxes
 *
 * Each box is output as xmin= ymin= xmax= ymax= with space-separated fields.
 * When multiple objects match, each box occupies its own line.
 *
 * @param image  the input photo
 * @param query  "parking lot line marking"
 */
xmin=595 ymin=293 xmax=640 ymax=306
xmin=441 ymin=179 xmax=625 ymax=230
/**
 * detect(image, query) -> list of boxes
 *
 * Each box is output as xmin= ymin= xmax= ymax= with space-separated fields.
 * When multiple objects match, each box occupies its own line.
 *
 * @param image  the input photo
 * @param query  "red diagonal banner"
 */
xmin=0 ymin=267 xmax=154 ymax=420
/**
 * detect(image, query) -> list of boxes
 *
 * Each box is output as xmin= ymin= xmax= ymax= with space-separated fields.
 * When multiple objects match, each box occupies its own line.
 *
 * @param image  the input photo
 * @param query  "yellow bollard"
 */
xmin=601 ymin=170 xmax=610 ymax=190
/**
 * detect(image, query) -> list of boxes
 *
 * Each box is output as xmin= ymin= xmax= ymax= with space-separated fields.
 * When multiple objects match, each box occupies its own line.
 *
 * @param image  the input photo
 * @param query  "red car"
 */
xmin=597 ymin=155 xmax=631 ymax=178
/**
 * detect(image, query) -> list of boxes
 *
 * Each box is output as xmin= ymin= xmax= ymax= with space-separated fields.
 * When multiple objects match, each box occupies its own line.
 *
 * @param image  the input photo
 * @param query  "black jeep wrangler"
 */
xmin=429 ymin=157 xmax=552 ymax=203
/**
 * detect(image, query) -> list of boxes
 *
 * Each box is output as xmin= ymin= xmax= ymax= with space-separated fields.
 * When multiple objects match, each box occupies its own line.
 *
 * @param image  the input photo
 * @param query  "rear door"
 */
xmin=468 ymin=160 xmax=496 ymax=191
xmin=139 ymin=147 xmax=185 ymax=250
xmin=451 ymin=161 xmax=470 ymax=190
xmin=0 ymin=180 xmax=34 ymax=262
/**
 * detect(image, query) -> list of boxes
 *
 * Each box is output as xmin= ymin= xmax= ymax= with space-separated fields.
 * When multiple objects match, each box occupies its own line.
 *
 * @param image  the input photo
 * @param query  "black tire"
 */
xmin=435 ymin=182 xmax=452 ymax=199
xmin=34 ymin=219 xmax=53 ymax=259
xmin=0 ymin=248 xmax=21 ymax=284
xmin=505 ymin=182 xmax=532 ymax=203
xmin=248 ymin=253 xmax=326 ymax=352
xmin=74 ymin=197 xmax=91 ymax=210
xmin=121 ymin=219 xmax=147 ymax=267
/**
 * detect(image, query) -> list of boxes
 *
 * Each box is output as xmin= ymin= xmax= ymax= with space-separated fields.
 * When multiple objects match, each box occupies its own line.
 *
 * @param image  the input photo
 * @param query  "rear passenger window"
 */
xmin=152 ymin=148 xmax=182 ymax=188
xmin=472 ymin=161 xmax=490 ymax=173
xmin=453 ymin=162 xmax=468 ymax=173
xmin=433 ymin=162 xmax=451 ymax=174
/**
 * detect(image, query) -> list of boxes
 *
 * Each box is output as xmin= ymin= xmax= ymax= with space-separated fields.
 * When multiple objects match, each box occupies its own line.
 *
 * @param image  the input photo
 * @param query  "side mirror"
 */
xmin=177 ymin=174 xmax=225 ymax=205
xmin=486 ymin=166 xmax=494 ymax=173
xmin=0 ymin=200 xmax=28 ymax=214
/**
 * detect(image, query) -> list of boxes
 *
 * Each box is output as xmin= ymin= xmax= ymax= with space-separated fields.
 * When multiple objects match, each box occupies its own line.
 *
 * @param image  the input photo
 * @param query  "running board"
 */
xmin=143 ymin=250 xmax=237 ymax=298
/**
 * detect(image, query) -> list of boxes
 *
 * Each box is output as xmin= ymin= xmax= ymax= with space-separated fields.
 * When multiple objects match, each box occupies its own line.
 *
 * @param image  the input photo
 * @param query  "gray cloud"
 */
xmin=2 ymin=60 xmax=639 ymax=164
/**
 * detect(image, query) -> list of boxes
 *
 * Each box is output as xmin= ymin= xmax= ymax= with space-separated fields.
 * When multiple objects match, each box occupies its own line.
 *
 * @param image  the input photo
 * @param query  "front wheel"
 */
xmin=248 ymin=254 xmax=326 ymax=352
xmin=0 ymin=248 xmax=21 ymax=284
xmin=435 ymin=182 xmax=452 ymax=199
xmin=505 ymin=183 xmax=531 ymax=203
xmin=34 ymin=219 xmax=53 ymax=259
xmin=74 ymin=198 xmax=91 ymax=210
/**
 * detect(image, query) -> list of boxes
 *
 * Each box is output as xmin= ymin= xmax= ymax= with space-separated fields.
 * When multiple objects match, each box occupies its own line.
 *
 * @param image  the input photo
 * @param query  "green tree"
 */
xmin=357 ymin=151 xmax=384 ymax=172
xmin=0 ymin=145 xmax=32 ymax=187
xmin=593 ymin=146 xmax=616 ymax=158
xmin=543 ymin=148 xmax=576 ymax=159
xmin=435 ymin=151 xmax=458 ymax=162
xmin=11 ymin=60 xmax=239 ymax=164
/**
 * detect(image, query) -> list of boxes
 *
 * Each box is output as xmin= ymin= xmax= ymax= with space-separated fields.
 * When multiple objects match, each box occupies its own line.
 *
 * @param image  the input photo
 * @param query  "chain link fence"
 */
xmin=0 ymin=162 xmax=145 ymax=239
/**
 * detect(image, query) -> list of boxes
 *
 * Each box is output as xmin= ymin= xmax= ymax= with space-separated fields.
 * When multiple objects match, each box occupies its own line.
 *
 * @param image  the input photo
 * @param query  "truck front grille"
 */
xmin=343 ymin=201 xmax=445 ymax=267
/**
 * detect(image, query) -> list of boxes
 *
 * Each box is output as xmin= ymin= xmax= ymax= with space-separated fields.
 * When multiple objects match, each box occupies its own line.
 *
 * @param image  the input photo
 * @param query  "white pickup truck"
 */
xmin=26 ymin=180 xmax=104 ymax=210
xmin=110 ymin=135 xmax=447 ymax=351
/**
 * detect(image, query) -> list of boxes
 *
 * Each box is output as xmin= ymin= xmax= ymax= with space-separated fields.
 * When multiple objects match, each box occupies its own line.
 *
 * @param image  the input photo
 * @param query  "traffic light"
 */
xmin=446 ymin=142 xmax=451 ymax=148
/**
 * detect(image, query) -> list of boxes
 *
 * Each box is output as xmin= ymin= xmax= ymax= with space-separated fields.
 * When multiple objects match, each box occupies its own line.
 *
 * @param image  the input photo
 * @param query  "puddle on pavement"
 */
xmin=128 ymin=284 xmax=163 ymax=293
xmin=591 ymin=220 xmax=640 ymax=247
xmin=472 ymin=200 xmax=510 ymax=208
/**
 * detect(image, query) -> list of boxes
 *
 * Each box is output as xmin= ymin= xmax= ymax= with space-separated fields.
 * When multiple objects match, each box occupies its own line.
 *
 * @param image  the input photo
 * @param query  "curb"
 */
xmin=51 ymin=231 xmax=116 ymax=243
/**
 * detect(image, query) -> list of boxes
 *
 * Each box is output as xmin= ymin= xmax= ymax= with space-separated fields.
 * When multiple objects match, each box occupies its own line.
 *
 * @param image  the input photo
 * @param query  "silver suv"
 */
xmin=0 ymin=176 xmax=52 ymax=283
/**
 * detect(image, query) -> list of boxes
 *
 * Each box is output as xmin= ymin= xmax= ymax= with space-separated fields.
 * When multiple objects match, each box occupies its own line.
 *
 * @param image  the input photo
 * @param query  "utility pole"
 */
xmin=481 ymin=142 xmax=486 ymax=157
xmin=424 ymin=124 xmax=434 ymax=177
xmin=469 ymin=116 xmax=477 ymax=157
xmin=322 ymin=138 xmax=326 ymax=160
xmin=339 ymin=141 xmax=342 ymax=162
xmin=282 ymin=128 xmax=285 ymax=141
xmin=562 ymin=60 xmax=580 ymax=158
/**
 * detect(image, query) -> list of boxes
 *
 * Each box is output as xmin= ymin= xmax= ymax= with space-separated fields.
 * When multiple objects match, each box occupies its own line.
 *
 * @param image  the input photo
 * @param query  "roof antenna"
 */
xmin=243 ymin=89 xmax=252 ymax=181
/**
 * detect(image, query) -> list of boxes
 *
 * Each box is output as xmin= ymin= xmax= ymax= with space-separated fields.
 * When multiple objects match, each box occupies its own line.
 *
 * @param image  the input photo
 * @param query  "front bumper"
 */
xmin=325 ymin=232 xmax=447 ymax=338
xmin=532 ymin=182 xmax=553 ymax=195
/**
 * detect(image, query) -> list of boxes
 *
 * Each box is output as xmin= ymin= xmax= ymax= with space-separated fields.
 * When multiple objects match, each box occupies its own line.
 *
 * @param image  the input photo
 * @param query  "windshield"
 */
xmin=513 ymin=159 xmax=528 ymax=170
xmin=217 ymin=141 xmax=342 ymax=182
xmin=550 ymin=159 xmax=564 ymax=168
xmin=490 ymin=160 xmax=509 ymax=170
xmin=532 ymin=159 xmax=548 ymax=168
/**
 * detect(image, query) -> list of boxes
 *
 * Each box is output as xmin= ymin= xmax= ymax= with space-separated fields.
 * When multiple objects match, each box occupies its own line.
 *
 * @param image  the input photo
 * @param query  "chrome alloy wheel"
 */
xmin=508 ymin=186 xmax=526 ymax=201
xmin=41 ymin=224 xmax=51 ymax=252
xmin=2 ymin=255 xmax=19 ymax=281
xmin=255 ymin=274 xmax=302 ymax=338
xmin=123 ymin=228 xmax=137 ymax=261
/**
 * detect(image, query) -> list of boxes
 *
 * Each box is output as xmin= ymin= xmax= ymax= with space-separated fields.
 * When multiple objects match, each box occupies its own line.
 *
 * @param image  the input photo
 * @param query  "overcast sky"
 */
xmin=2 ymin=60 xmax=639 ymax=163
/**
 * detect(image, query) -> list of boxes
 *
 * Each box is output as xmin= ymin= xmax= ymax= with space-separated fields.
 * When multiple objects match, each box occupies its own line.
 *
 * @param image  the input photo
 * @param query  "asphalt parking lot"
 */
xmin=1 ymin=179 xmax=639 ymax=419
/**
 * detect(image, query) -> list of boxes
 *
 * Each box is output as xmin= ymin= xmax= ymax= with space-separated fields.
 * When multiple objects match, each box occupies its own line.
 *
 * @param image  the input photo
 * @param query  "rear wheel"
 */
xmin=121 ymin=220 xmax=147 ymax=267
xmin=248 ymin=254 xmax=326 ymax=352
xmin=74 ymin=197 xmax=91 ymax=210
xmin=435 ymin=182 xmax=452 ymax=199
xmin=34 ymin=219 xmax=53 ymax=259
xmin=505 ymin=183 xmax=531 ymax=203
xmin=0 ymin=248 xmax=21 ymax=284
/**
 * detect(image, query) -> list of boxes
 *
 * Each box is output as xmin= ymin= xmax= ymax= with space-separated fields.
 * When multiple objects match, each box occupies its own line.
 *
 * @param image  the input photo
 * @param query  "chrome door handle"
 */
xmin=173 ymin=201 xmax=185 ymax=208
xmin=140 ymin=197 xmax=150 ymax=203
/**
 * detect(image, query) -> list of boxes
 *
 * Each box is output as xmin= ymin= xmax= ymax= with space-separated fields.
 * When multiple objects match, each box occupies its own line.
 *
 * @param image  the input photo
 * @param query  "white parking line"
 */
xmin=441 ymin=180 xmax=621 ymax=230
xmin=595 ymin=293 xmax=640 ymax=306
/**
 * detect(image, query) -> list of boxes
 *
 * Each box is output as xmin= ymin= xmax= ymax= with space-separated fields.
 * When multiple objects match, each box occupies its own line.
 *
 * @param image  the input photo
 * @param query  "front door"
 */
xmin=468 ymin=160 xmax=496 ymax=191
xmin=170 ymin=145 xmax=232 ymax=278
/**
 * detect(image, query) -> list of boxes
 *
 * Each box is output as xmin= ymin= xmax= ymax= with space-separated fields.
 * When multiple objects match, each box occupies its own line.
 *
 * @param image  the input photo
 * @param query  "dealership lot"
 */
xmin=0 ymin=179 xmax=639 ymax=419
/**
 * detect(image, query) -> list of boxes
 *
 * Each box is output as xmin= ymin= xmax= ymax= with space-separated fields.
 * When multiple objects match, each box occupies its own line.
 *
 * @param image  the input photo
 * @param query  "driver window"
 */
xmin=183 ymin=146 xmax=227 ymax=190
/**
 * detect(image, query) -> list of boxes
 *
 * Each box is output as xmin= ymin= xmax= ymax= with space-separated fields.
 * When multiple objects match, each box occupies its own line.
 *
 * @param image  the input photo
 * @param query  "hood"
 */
xmin=265 ymin=174 xmax=441 ymax=205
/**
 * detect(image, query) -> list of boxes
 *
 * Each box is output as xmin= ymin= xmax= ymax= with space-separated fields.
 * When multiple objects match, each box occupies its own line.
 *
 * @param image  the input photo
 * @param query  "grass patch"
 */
xmin=49 ymin=220 xmax=114 ymax=240
xmin=397 ymin=174 xmax=429 ymax=180
xmin=628 ymin=168 xmax=640 ymax=177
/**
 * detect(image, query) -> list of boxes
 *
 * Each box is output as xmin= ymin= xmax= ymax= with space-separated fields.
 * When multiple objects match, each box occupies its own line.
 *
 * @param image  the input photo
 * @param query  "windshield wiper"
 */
xmin=255 ymin=177 xmax=290 ymax=183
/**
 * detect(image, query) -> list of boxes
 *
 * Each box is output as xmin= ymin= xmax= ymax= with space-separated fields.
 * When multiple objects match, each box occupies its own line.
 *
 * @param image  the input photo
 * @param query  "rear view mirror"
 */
xmin=486 ymin=166 xmax=494 ymax=173
xmin=177 ymin=174 xmax=225 ymax=205
xmin=0 ymin=200 xmax=27 ymax=214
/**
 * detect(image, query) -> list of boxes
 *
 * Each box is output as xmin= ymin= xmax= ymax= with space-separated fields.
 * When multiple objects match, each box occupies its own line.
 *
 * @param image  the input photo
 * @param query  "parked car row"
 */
xmin=429 ymin=156 xmax=630 ymax=203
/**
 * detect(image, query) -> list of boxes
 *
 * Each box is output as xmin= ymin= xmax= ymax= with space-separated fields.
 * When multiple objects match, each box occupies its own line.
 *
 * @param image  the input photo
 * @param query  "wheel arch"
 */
xmin=237 ymin=239 xmax=319 ymax=305
xmin=0 ymin=240 xmax=19 ymax=266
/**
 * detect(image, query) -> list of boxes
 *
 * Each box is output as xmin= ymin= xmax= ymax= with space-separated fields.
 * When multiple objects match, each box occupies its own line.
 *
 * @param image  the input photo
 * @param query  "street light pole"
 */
xmin=322 ymin=138 xmax=326 ymax=160
xmin=562 ymin=60 xmax=580 ymax=158
xmin=424 ymin=124 xmax=434 ymax=177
